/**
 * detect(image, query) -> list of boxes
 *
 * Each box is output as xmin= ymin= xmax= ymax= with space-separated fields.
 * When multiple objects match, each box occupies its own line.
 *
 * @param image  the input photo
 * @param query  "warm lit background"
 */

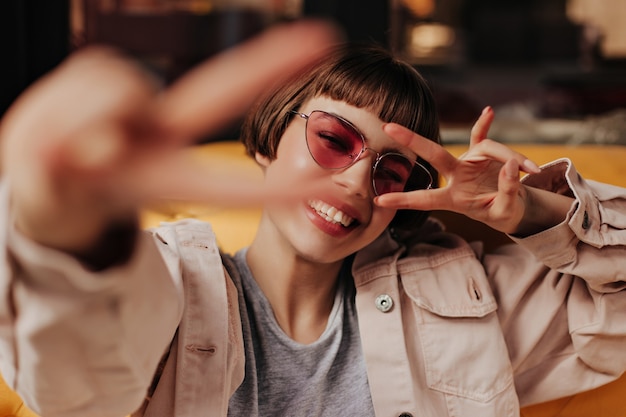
xmin=2 ymin=0 xmax=626 ymax=143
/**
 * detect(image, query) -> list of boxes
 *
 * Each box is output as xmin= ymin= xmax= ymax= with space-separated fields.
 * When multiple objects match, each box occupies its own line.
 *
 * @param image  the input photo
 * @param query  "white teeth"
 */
xmin=308 ymin=200 xmax=355 ymax=227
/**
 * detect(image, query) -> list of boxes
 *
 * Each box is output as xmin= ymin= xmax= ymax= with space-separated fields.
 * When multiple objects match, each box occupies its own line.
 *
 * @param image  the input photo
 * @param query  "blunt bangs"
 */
xmin=308 ymin=47 xmax=440 ymax=143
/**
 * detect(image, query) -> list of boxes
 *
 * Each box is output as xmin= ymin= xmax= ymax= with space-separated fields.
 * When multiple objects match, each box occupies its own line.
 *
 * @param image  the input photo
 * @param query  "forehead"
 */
xmin=300 ymin=96 xmax=416 ymax=158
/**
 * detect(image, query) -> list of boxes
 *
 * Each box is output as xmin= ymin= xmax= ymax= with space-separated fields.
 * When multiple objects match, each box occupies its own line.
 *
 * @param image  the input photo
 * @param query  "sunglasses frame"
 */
xmin=290 ymin=110 xmax=434 ymax=195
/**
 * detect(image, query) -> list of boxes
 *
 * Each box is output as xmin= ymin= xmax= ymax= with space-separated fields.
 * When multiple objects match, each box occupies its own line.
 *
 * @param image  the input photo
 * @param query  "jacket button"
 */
xmin=375 ymin=294 xmax=394 ymax=312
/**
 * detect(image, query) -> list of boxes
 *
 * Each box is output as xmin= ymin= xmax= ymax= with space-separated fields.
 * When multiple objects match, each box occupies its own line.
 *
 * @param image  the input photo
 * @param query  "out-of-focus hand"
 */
xmin=375 ymin=107 xmax=560 ymax=234
xmin=0 ymin=20 xmax=338 ymax=260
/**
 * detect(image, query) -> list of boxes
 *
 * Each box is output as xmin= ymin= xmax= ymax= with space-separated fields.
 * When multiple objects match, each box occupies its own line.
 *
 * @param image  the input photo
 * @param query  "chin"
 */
xmin=291 ymin=239 xmax=356 ymax=265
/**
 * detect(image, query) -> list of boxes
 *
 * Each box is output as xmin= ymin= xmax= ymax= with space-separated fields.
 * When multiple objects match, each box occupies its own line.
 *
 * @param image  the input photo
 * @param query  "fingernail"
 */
xmin=482 ymin=106 xmax=492 ymax=115
xmin=373 ymin=195 xmax=389 ymax=206
xmin=523 ymin=159 xmax=541 ymax=173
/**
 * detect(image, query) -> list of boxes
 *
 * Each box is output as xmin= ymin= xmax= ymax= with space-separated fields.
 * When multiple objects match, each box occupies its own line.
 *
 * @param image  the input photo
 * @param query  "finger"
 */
xmin=5 ymin=47 xmax=157 ymax=143
xmin=499 ymin=159 xmax=522 ymax=198
xmin=374 ymin=188 xmax=451 ymax=212
xmin=99 ymin=149 xmax=328 ymax=208
xmin=1 ymin=47 xmax=157 ymax=177
xmin=44 ymin=123 xmax=126 ymax=176
xmin=462 ymin=139 xmax=540 ymax=174
xmin=491 ymin=159 xmax=524 ymax=230
xmin=469 ymin=106 xmax=494 ymax=147
xmin=155 ymin=20 xmax=340 ymax=142
xmin=383 ymin=123 xmax=457 ymax=175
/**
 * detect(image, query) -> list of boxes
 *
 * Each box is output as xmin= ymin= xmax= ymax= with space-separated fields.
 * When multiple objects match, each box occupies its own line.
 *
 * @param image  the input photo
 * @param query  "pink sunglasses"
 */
xmin=291 ymin=110 xmax=433 ymax=195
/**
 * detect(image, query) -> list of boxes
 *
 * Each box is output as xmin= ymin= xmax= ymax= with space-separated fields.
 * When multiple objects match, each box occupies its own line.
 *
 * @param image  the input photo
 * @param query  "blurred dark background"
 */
xmin=0 ymin=1 xmax=70 ymax=117
xmin=2 ymin=0 xmax=625 ymax=142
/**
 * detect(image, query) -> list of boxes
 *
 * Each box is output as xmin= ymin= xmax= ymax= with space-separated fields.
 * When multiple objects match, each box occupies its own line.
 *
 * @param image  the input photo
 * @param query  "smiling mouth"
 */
xmin=308 ymin=200 xmax=356 ymax=228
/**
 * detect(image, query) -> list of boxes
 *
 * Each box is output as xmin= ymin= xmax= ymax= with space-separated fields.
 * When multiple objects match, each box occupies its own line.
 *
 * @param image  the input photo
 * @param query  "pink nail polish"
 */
xmin=523 ymin=159 xmax=541 ymax=173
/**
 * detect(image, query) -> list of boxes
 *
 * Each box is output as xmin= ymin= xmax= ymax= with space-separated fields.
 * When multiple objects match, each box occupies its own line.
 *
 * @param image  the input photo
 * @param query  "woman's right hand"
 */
xmin=0 ymin=21 xmax=337 ymax=263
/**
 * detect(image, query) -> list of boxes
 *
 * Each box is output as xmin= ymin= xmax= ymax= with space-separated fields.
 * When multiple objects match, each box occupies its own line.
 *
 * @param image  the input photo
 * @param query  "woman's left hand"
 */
xmin=375 ymin=107 xmax=542 ymax=234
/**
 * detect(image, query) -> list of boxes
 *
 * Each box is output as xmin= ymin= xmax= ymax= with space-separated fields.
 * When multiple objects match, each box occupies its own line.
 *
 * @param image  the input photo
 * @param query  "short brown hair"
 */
xmin=241 ymin=43 xmax=440 ymax=230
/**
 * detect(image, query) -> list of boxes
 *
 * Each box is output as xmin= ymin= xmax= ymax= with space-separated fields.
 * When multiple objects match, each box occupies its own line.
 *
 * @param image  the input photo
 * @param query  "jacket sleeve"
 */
xmin=483 ymin=158 xmax=626 ymax=406
xmin=0 ymin=182 xmax=184 ymax=417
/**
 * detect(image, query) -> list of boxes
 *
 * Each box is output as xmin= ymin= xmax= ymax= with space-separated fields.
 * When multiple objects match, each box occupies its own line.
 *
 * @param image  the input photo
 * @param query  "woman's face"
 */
xmin=255 ymin=96 xmax=417 ymax=264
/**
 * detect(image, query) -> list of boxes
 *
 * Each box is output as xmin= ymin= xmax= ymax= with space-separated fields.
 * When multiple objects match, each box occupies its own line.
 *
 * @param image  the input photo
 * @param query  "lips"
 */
xmin=308 ymin=199 xmax=355 ymax=227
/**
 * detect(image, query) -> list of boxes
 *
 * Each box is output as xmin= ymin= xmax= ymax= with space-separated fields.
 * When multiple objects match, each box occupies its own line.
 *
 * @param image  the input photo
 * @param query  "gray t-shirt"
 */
xmin=226 ymin=249 xmax=375 ymax=417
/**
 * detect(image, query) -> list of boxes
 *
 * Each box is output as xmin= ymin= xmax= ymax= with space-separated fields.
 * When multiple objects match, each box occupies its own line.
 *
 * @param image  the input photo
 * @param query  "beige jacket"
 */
xmin=1 ymin=159 xmax=626 ymax=417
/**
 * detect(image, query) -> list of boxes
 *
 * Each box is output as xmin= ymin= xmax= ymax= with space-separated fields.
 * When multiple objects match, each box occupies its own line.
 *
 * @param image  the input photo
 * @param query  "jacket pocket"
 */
xmin=400 ymin=256 xmax=518 ymax=415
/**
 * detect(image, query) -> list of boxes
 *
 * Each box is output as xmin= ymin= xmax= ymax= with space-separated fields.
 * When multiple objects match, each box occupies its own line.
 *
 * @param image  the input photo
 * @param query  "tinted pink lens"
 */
xmin=373 ymin=154 xmax=413 ymax=194
xmin=374 ymin=155 xmax=433 ymax=195
xmin=305 ymin=111 xmax=363 ymax=168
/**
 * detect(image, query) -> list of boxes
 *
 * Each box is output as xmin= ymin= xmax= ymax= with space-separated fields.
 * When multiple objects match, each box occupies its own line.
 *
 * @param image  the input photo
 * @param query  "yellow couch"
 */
xmin=2 ymin=141 xmax=626 ymax=417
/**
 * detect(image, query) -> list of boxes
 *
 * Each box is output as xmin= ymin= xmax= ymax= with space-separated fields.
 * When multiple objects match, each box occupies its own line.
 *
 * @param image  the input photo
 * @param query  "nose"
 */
xmin=332 ymin=155 xmax=373 ymax=198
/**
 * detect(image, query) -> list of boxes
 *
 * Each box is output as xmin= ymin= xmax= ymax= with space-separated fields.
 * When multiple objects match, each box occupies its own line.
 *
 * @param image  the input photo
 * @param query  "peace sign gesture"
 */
xmin=376 ymin=107 xmax=572 ymax=235
xmin=0 ymin=20 xmax=337 ymax=264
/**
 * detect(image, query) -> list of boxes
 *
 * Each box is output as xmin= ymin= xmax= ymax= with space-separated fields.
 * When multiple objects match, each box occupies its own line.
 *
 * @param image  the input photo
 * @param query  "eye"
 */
xmin=316 ymin=131 xmax=352 ymax=154
xmin=377 ymin=155 xmax=412 ymax=182
xmin=375 ymin=166 xmax=406 ymax=184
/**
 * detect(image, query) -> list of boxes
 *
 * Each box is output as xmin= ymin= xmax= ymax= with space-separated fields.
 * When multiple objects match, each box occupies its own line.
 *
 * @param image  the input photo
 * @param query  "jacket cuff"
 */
xmin=510 ymin=158 xmax=600 ymax=266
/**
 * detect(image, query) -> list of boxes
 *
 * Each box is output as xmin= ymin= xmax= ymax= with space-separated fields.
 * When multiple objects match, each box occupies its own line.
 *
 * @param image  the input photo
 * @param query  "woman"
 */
xmin=1 ymin=22 xmax=625 ymax=417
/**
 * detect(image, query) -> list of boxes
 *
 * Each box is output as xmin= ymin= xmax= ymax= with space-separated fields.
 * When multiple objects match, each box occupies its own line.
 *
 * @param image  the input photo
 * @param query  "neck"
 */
xmin=246 ymin=217 xmax=344 ymax=344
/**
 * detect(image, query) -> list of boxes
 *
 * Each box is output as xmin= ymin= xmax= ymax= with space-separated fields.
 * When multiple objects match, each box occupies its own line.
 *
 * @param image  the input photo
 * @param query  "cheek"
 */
xmin=268 ymin=130 xmax=323 ymax=182
xmin=371 ymin=206 xmax=397 ymax=230
xmin=358 ymin=206 xmax=396 ymax=248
